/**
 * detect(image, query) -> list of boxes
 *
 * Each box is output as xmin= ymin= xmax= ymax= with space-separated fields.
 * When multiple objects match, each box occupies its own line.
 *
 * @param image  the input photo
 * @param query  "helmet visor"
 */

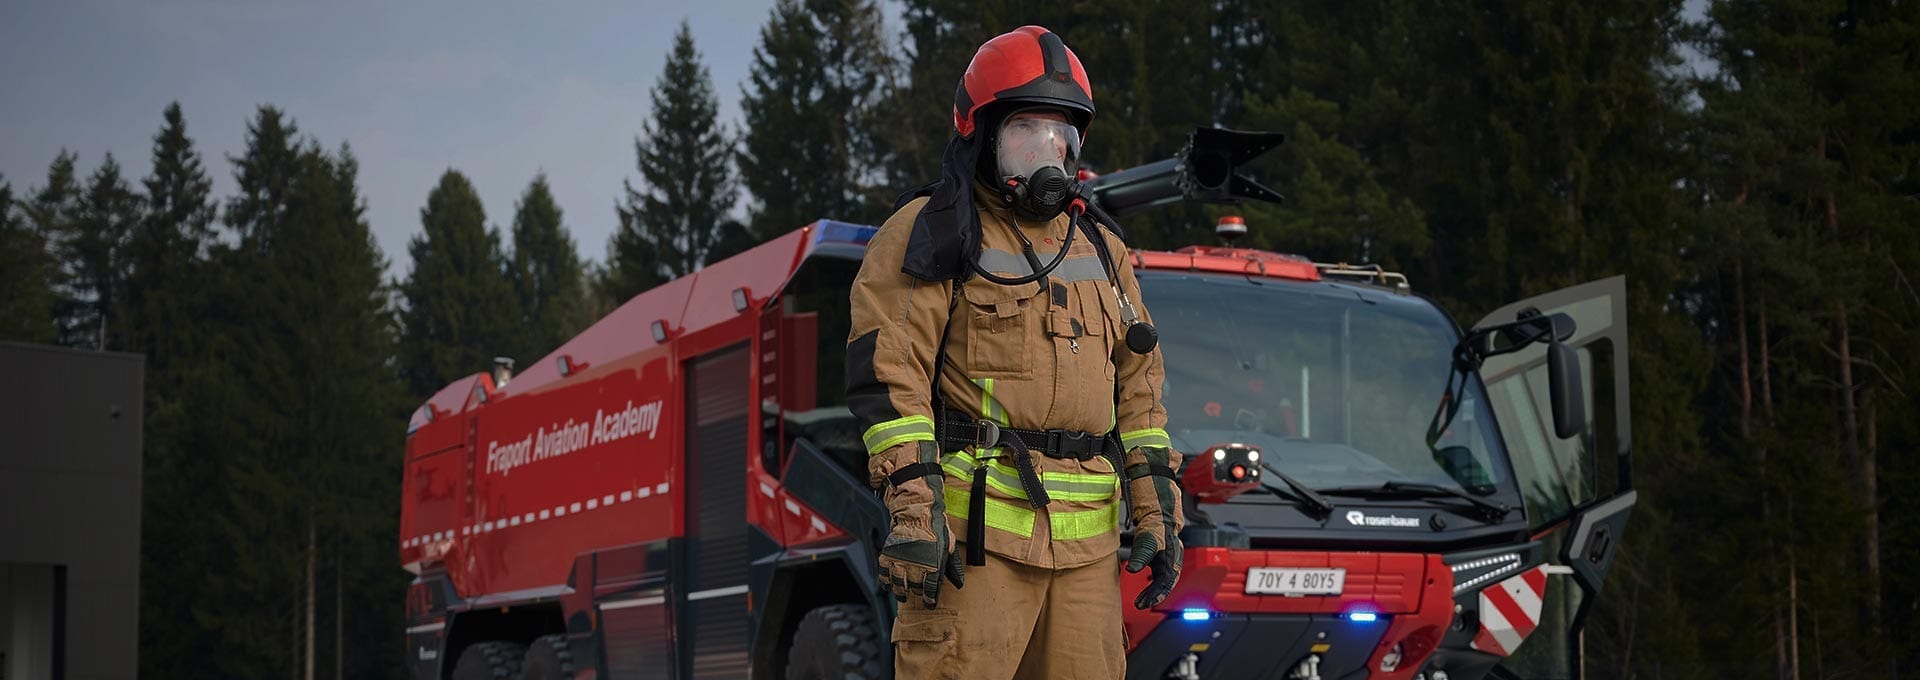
xmin=995 ymin=114 xmax=1082 ymax=181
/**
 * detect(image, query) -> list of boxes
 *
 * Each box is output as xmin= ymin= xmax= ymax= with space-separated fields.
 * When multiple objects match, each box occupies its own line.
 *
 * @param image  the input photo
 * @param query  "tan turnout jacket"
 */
xmin=847 ymin=186 xmax=1184 ymax=570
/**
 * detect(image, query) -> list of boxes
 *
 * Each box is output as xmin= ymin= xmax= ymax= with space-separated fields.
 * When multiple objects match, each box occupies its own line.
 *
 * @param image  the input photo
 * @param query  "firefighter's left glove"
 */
xmin=1125 ymin=446 xmax=1186 ymax=610
xmin=874 ymin=442 xmax=965 ymax=608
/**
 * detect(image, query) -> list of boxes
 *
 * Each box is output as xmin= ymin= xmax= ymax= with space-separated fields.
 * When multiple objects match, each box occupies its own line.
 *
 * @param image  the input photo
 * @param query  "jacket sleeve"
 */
xmin=1108 ymin=236 xmax=1185 ymax=533
xmin=846 ymin=199 xmax=956 ymax=544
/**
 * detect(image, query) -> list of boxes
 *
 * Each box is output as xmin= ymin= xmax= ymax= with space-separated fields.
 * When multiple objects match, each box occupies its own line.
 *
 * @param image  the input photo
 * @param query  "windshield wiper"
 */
xmin=1315 ymin=481 xmax=1511 ymax=523
xmin=1255 ymin=462 xmax=1337 ymax=519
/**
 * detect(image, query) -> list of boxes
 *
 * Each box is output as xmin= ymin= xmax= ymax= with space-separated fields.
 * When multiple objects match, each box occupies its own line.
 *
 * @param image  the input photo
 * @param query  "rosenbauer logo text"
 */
xmin=485 ymin=400 xmax=663 ymax=476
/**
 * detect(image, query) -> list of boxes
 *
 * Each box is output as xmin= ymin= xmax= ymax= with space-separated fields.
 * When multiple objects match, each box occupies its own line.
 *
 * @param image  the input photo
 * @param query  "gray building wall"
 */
xmin=0 ymin=342 xmax=143 ymax=680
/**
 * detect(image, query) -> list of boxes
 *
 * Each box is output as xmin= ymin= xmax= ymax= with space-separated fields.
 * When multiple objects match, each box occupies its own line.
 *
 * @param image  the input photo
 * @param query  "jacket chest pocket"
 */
xmin=962 ymin=281 xmax=1040 ymax=378
xmin=1066 ymin=280 xmax=1116 ymax=384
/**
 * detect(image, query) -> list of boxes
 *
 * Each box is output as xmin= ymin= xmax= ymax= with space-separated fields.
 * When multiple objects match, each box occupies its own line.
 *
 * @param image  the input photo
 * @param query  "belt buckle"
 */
xmin=1048 ymin=429 xmax=1086 ymax=458
xmin=974 ymin=419 xmax=1001 ymax=449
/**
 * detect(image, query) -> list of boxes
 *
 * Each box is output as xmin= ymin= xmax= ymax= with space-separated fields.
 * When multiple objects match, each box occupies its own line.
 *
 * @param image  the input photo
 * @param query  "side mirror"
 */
xmin=1547 ymin=341 xmax=1587 ymax=439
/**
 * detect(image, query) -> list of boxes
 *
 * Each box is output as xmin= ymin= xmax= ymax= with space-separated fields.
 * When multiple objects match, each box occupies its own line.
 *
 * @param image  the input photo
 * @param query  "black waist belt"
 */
xmin=937 ymin=410 xmax=1122 ymax=462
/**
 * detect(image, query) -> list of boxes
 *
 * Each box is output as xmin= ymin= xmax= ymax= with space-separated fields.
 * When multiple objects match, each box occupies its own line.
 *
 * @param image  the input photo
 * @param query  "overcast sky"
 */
xmin=0 ymin=0 xmax=804 ymax=278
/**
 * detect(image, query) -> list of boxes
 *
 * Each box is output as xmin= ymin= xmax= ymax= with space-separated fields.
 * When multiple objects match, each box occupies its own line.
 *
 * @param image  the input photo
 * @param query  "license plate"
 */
xmin=1245 ymin=568 xmax=1346 ymax=596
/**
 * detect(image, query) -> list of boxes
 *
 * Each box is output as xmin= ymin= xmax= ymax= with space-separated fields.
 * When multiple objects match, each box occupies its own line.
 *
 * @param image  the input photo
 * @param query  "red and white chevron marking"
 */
xmin=1470 ymin=565 xmax=1548 ymax=656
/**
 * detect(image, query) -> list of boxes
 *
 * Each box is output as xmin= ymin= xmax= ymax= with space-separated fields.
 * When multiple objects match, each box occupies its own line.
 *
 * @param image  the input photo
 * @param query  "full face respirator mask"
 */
xmin=993 ymin=112 xmax=1082 ymax=222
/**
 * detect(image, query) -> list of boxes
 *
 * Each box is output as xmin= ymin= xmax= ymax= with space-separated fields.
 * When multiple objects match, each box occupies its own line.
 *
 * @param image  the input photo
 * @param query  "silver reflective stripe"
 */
xmin=975 ymin=249 xmax=1109 ymax=283
xmin=941 ymin=453 xmax=1117 ymax=502
xmin=599 ymin=596 xmax=666 ymax=611
xmin=688 ymin=585 xmax=749 ymax=601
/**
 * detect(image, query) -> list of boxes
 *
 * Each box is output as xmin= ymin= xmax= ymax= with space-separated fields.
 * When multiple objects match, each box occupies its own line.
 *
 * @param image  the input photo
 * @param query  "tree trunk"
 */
xmin=1863 ymin=387 xmax=1879 ymax=633
xmin=1760 ymin=302 xmax=1773 ymax=418
xmin=1735 ymin=185 xmax=1753 ymax=440
xmin=1789 ymin=542 xmax=1801 ymax=679
xmin=291 ymin=585 xmax=301 ymax=680
xmin=305 ymin=516 xmax=316 ymax=680
xmin=335 ymin=542 xmax=344 ymax=680
xmin=1736 ymin=242 xmax=1790 ymax=679
xmin=1761 ymin=298 xmax=1795 ymax=679
xmin=1819 ymin=136 xmax=1877 ymax=633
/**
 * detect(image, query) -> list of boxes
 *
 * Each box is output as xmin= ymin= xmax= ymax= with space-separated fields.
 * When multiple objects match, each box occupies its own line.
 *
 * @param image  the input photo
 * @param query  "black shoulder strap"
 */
xmin=929 ymin=276 xmax=965 ymax=446
xmin=1077 ymin=215 xmax=1124 ymax=284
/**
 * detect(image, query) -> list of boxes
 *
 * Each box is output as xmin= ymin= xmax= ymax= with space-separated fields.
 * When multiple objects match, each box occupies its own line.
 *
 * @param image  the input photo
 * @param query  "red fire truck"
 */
xmin=399 ymin=129 xmax=1636 ymax=680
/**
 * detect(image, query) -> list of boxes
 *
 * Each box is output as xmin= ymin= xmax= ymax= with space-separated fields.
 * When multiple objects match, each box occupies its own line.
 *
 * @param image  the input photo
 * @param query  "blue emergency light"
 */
xmin=809 ymin=220 xmax=877 ymax=247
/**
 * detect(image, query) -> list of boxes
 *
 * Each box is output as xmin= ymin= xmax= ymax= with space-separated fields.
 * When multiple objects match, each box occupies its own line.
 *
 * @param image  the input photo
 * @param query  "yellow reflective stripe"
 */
xmin=1051 ymin=503 xmax=1121 ymax=541
xmin=1045 ymin=476 xmax=1119 ymax=502
xmin=942 ymin=452 xmax=1118 ymax=502
xmin=1040 ymin=468 xmax=1121 ymax=501
xmin=974 ymin=378 xmax=1009 ymax=426
xmin=944 ymin=486 xmax=1035 ymax=537
xmin=864 ymin=415 xmax=935 ymax=455
xmin=1120 ymin=427 xmax=1171 ymax=450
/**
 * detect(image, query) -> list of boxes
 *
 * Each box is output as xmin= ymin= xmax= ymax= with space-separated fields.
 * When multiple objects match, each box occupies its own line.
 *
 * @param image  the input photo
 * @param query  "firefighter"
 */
xmin=846 ymin=25 xmax=1185 ymax=679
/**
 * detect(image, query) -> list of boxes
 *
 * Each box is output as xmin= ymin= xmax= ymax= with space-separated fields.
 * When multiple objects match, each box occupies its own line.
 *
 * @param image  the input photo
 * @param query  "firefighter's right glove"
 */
xmin=1125 ymin=446 xmax=1186 ymax=610
xmin=874 ymin=442 xmax=965 ymax=608
xmin=878 ymin=535 xmax=966 ymax=609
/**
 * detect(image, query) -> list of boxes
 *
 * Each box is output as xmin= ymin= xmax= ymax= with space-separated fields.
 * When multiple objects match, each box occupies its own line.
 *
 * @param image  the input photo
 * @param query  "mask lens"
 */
xmin=997 ymin=116 xmax=1080 ymax=180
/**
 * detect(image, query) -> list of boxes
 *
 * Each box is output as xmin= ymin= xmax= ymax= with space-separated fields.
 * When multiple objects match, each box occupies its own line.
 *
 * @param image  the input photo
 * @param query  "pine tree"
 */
xmin=179 ymin=107 xmax=404 ymax=679
xmin=24 ymin=152 xmax=83 ymax=343
xmin=126 ymin=103 xmax=223 ymax=677
xmin=508 ymin=173 xmax=590 ymax=360
xmin=268 ymin=144 xmax=403 ymax=680
xmin=738 ymin=0 xmax=896 ymax=240
xmin=398 ymin=169 xmax=521 ymax=399
xmin=192 ymin=130 xmax=406 ymax=679
xmin=617 ymin=20 xmax=740 ymax=281
xmin=126 ymin=102 xmax=219 ymax=372
xmin=0 ymin=174 xmax=57 ymax=343
xmin=225 ymin=106 xmax=302 ymax=253
xmin=59 ymin=153 xmax=142 ymax=349
xmin=189 ymin=110 xmax=316 ymax=678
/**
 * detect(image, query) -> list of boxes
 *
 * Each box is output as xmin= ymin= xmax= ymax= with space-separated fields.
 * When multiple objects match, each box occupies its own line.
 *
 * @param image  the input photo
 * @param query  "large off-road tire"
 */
xmin=518 ymin=634 xmax=577 ymax=680
xmin=452 ymin=640 xmax=526 ymax=680
xmin=784 ymin=603 xmax=886 ymax=680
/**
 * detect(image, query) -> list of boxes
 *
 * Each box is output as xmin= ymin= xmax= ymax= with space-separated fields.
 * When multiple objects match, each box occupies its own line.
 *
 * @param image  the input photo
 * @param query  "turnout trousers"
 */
xmin=891 ymin=548 xmax=1125 ymax=679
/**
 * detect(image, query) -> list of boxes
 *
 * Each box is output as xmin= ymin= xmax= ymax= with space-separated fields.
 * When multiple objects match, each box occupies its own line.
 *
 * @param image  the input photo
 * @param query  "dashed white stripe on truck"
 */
xmin=401 ymin=480 xmax=673 ymax=549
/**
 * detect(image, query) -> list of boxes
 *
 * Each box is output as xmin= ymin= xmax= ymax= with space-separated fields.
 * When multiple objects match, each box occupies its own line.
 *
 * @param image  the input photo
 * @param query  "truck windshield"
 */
xmin=1142 ymin=272 xmax=1511 ymax=496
